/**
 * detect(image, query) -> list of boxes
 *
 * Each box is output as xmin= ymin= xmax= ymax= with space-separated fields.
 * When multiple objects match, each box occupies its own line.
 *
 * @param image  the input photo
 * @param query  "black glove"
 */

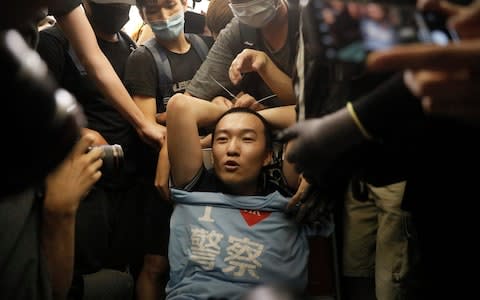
xmin=277 ymin=107 xmax=365 ymax=178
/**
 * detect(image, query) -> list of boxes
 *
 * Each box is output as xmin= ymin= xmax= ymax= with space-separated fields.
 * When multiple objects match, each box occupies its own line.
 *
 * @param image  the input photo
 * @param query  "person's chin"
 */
xmin=219 ymin=172 xmax=244 ymax=187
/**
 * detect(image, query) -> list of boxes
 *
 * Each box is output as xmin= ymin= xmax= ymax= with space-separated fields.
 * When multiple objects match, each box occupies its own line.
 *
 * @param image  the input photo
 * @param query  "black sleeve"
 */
xmin=123 ymin=46 xmax=158 ymax=98
xmin=48 ymin=0 xmax=82 ymax=17
xmin=352 ymin=72 xmax=426 ymax=139
xmin=37 ymin=27 xmax=66 ymax=83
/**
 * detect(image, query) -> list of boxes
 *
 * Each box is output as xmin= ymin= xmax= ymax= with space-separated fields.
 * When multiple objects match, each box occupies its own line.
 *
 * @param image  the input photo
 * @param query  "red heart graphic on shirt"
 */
xmin=240 ymin=210 xmax=271 ymax=227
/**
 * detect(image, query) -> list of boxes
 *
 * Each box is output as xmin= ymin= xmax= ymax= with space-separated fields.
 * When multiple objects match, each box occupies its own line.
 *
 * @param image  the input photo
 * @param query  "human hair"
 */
xmin=206 ymin=0 xmax=234 ymax=37
xmin=135 ymin=0 xmax=149 ymax=8
xmin=212 ymin=107 xmax=273 ymax=152
xmin=136 ymin=0 xmax=186 ymax=8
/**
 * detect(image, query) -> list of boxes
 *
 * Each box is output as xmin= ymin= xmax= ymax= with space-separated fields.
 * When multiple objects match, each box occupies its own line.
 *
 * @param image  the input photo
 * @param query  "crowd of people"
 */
xmin=1 ymin=0 xmax=480 ymax=299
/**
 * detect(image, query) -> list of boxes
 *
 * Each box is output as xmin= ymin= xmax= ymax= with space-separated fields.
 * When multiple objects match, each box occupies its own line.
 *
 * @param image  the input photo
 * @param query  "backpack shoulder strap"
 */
xmin=287 ymin=0 xmax=300 ymax=55
xmin=239 ymin=23 xmax=258 ymax=49
xmin=185 ymin=33 xmax=209 ymax=61
xmin=142 ymin=38 xmax=174 ymax=104
xmin=118 ymin=30 xmax=137 ymax=52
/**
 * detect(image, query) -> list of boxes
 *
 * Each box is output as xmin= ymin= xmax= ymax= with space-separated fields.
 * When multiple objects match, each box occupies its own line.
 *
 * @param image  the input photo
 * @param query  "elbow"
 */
xmin=166 ymin=93 xmax=192 ymax=122
xmin=167 ymin=93 xmax=189 ymax=114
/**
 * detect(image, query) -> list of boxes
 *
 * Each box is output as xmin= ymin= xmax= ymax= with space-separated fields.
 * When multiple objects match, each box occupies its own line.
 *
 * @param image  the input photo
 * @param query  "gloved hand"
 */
xmin=277 ymin=107 xmax=366 ymax=181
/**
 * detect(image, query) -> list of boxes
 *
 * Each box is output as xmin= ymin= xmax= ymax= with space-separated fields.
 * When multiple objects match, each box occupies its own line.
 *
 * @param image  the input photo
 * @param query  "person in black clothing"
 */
xmin=38 ymin=1 xmax=162 ymax=299
xmin=46 ymin=0 xmax=166 ymax=148
xmin=1 ymin=4 xmax=103 ymax=297
xmin=279 ymin=0 xmax=480 ymax=298
xmin=1 ymin=0 xmax=161 ymax=298
xmin=124 ymin=1 xmax=214 ymax=297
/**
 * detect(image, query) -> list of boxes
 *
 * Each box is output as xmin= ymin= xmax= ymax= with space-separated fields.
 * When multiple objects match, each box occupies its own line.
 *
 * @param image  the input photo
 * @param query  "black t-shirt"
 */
xmin=0 ymin=188 xmax=52 ymax=300
xmin=37 ymin=26 xmax=137 ymax=186
xmin=38 ymin=26 xmax=135 ymax=147
xmin=124 ymin=35 xmax=213 ymax=113
xmin=124 ymin=35 xmax=213 ymax=178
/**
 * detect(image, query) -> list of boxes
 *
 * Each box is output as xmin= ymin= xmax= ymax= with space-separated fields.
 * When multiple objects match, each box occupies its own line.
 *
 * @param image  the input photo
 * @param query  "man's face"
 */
xmin=212 ymin=112 xmax=272 ymax=194
xmin=141 ymin=0 xmax=186 ymax=22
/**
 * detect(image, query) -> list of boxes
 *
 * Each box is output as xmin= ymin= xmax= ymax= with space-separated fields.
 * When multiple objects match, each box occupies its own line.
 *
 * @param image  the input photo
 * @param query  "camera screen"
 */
xmin=311 ymin=0 xmax=457 ymax=64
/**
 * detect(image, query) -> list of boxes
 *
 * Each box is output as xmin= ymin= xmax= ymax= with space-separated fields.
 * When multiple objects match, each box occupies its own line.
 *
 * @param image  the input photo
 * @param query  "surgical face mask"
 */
xmin=87 ymin=2 xmax=131 ymax=35
xmin=229 ymin=0 xmax=280 ymax=28
xmin=149 ymin=11 xmax=185 ymax=41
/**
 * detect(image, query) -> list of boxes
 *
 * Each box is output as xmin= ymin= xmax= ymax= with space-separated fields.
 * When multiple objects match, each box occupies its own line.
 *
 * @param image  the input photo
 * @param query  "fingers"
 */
xmin=230 ymin=49 xmax=263 ymax=85
xmin=138 ymin=123 xmax=162 ymax=150
xmin=212 ymin=96 xmax=233 ymax=109
xmin=404 ymin=68 xmax=480 ymax=99
xmin=367 ymin=40 xmax=480 ymax=71
xmin=422 ymin=95 xmax=480 ymax=119
xmin=156 ymin=112 xmax=167 ymax=125
xmin=229 ymin=62 xmax=243 ymax=85
xmin=403 ymin=68 xmax=464 ymax=96
xmin=87 ymin=157 xmax=103 ymax=183
xmin=73 ymin=134 xmax=96 ymax=157
xmin=229 ymin=52 xmax=248 ymax=85
xmin=275 ymin=125 xmax=299 ymax=143
xmin=82 ymin=128 xmax=108 ymax=145
xmin=287 ymin=178 xmax=311 ymax=209
xmin=233 ymin=93 xmax=256 ymax=108
xmin=233 ymin=92 xmax=263 ymax=111
xmin=155 ymin=124 xmax=167 ymax=148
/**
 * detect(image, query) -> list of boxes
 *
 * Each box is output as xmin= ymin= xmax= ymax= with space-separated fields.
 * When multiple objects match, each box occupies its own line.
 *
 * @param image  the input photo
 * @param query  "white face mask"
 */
xmin=229 ymin=0 xmax=280 ymax=28
xmin=149 ymin=11 xmax=185 ymax=41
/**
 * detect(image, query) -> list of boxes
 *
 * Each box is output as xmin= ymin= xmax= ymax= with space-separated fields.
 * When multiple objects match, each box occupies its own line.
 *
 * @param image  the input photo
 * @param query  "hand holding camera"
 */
xmin=45 ymin=134 xmax=103 ymax=216
xmin=82 ymin=128 xmax=125 ymax=173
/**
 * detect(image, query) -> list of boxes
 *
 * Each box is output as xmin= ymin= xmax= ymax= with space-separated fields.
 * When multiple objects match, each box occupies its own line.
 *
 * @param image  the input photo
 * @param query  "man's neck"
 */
xmin=261 ymin=0 xmax=288 ymax=51
xmin=95 ymin=30 xmax=118 ymax=43
xmin=157 ymin=32 xmax=190 ymax=54
xmin=224 ymin=182 xmax=259 ymax=196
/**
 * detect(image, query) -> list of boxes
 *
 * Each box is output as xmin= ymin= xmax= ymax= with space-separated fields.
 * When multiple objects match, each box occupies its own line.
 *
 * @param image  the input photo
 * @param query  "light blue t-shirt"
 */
xmin=166 ymin=188 xmax=310 ymax=300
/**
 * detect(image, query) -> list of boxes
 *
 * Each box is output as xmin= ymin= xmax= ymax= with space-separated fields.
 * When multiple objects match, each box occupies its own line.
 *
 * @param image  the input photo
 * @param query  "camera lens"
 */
xmin=89 ymin=144 xmax=124 ymax=173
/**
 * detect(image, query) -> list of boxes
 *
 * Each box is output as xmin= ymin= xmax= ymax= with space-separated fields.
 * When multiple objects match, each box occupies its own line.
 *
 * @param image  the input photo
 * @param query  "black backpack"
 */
xmin=142 ymin=33 xmax=209 ymax=108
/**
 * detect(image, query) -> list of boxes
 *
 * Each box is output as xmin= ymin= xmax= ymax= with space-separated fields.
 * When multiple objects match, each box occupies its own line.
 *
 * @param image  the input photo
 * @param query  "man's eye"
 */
xmin=243 ymin=137 xmax=255 ymax=142
xmin=216 ymin=137 xmax=228 ymax=143
xmin=166 ymin=1 xmax=177 ymax=8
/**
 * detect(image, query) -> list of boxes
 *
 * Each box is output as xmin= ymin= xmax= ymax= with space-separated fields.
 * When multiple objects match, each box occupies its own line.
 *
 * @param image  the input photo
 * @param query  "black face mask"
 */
xmin=87 ymin=2 xmax=131 ymax=35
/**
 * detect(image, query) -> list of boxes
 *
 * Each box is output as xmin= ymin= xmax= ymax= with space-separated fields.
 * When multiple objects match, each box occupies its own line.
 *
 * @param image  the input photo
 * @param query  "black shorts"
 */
xmin=140 ymin=178 xmax=173 ymax=256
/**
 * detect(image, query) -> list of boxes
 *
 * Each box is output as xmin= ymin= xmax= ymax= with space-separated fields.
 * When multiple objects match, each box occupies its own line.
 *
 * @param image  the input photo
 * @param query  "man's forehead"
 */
xmin=142 ymin=0 xmax=174 ymax=4
xmin=216 ymin=113 xmax=264 ymax=133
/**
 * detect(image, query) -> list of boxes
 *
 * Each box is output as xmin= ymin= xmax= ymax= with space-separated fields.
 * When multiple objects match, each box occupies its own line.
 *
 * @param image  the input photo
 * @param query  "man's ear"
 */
xmin=263 ymin=151 xmax=273 ymax=167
